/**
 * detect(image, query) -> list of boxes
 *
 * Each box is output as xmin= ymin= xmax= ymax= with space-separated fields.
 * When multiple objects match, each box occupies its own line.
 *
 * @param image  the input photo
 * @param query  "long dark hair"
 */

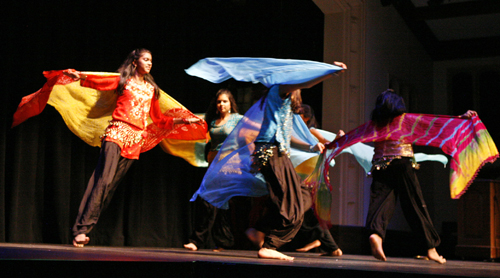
xmin=205 ymin=89 xmax=239 ymax=125
xmin=370 ymin=89 xmax=406 ymax=127
xmin=116 ymin=48 xmax=161 ymax=99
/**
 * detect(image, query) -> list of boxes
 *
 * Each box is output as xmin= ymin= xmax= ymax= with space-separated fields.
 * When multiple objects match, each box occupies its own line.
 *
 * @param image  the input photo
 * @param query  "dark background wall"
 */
xmin=0 ymin=0 xmax=326 ymax=247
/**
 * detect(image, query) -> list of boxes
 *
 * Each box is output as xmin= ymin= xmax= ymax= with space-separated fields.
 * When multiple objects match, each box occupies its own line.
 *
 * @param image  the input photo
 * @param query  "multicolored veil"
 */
xmin=305 ymin=113 xmax=498 ymax=227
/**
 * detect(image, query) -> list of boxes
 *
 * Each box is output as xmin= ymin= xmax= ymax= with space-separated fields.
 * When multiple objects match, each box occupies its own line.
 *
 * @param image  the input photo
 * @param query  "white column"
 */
xmin=313 ymin=0 xmax=366 ymax=226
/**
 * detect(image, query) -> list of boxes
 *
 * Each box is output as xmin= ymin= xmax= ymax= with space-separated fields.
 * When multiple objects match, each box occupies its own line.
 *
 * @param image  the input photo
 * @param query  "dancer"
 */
xmin=246 ymin=72 xmax=341 ymax=261
xmin=365 ymin=90 xmax=450 ymax=263
xmin=313 ymin=89 xmax=497 ymax=263
xmin=246 ymin=104 xmax=345 ymax=257
xmin=23 ymin=49 xmax=206 ymax=247
xmin=69 ymin=49 xmax=205 ymax=247
xmin=292 ymin=104 xmax=343 ymax=256
xmin=186 ymin=57 xmax=347 ymax=261
xmin=184 ymin=89 xmax=243 ymax=252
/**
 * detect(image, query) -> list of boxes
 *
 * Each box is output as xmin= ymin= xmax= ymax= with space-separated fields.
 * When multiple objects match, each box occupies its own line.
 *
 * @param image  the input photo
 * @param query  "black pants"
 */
xmin=365 ymin=158 xmax=440 ymax=249
xmin=72 ymin=141 xmax=135 ymax=237
xmin=288 ymin=208 xmax=339 ymax=253
xmin=188 ymin=197 xmax=234 ymax=249
xmin=256 ymin=148 xmax=311 ymax=250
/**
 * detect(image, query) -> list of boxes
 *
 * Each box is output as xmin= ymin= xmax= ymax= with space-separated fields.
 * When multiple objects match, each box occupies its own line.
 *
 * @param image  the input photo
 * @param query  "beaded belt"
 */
xmin=368 ymin=156 xmax=419 ymax=176
xmin=251 ymin=143 xmax=276 ymax=170
xmin=101 ymin=120 xmax=145 ymax=148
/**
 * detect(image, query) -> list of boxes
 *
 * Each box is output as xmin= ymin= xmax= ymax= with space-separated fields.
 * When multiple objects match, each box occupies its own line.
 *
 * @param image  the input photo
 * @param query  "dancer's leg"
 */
xmin=72 ymin=141 xmax=134 ymax=247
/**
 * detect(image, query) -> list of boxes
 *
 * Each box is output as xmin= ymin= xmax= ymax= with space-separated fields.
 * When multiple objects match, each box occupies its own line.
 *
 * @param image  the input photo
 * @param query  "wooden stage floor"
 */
xmin=0 ymin=243 xmax=498 ymax=277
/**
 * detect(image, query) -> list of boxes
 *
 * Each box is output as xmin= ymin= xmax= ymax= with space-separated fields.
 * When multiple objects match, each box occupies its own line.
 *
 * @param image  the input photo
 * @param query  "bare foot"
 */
xmin=296 ymin=239 xmax=321 ymax=252
xmin=427 ymin=248 xmax=446 ymax=264
xmin=183 ymin=243 xmax=198 ymax=251
xmin=73 ymin=234 xmax=89 ymax=248
xmin=258 ymin=248 xmax=294 ymax=261
xmin=246 ymin=228 xmax=265 ymax=248
xmin=369 ymin=234 xmax=386 ymax=261
xmin=321 ymin=248 xmax=343 ymax=256
xmin=212 ymin=247 xmax=225 ymax=252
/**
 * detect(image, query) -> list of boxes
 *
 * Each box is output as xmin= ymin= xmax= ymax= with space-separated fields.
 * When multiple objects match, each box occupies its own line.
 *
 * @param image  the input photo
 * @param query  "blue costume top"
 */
xmin=255 ymin=86 xmax=293 ymax=154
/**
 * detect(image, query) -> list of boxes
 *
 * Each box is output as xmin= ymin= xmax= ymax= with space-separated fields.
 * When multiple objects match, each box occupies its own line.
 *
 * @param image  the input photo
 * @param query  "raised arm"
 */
xmin=279 ymin=61 xmax=347 ymax=98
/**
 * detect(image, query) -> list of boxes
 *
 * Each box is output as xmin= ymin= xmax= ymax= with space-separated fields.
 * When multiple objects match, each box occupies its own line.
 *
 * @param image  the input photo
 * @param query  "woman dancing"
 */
xmin=250 ymin=67 xmax=348 ymax=261
xmin=186 ymin=57 xmax=347 ymax=261
xmin=328 ymin=89 xmax=484 ymax=263
xmin=184 ymin=89 xmax=243 ymax=251
xmin=365 ymin=89 xmax=457 ymax=263
xmin=246 ymin=103 xmax=345 ymax=257
xmin=62 ymin=49 xmax=205 ymax=247
xmin=307 ymin=87 xmax=496 ymax=263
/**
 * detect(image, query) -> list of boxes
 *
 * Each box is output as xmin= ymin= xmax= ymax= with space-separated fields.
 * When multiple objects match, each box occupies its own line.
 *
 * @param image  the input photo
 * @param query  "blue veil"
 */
xmin=187 ymin=58 xmax=344 ymax=208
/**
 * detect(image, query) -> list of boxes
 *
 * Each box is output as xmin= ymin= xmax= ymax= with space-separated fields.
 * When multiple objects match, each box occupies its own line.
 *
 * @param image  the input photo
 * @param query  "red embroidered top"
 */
xmin=81 ymin=75 xmax=174 ymax=159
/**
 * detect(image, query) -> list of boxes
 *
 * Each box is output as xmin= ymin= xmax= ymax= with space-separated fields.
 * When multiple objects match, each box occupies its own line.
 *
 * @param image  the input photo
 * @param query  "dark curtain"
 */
xmin=0 ymin=0 xmax=324 ymax=247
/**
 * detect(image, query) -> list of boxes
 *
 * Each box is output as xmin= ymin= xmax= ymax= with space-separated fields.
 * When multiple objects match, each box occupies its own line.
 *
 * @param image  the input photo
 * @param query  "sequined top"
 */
xmin=255 ymin=85 xmax=293 ymax=154
xmin=102 ymin=79 xmax=157 ymax=158
xmin=82 ymin=75 xmax=175 ymax=159
xmin=209 ymin=113 xmax=244 ymax=152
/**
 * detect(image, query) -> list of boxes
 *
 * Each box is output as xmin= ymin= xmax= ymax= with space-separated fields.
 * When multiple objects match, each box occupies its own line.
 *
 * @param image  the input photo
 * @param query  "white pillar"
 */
xmin=313 ymin=0 xmax=366 ymax=225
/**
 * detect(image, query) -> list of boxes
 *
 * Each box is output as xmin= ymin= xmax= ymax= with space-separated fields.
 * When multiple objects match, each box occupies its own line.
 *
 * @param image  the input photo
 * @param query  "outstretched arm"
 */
xmin=150 ymin=97 xmax=204 ymax=130
xmin=279 ymin=61 xmax=347 ymax=98
xmin=63 ymin=69 xmax=119 ymax=91
xmin=310 ymin=128 xmax=329 ymax=144
xmin=291 ymin=136 xmax=325 ymax=153
xmin=63 ymin=69 xmax=87 ymax=80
